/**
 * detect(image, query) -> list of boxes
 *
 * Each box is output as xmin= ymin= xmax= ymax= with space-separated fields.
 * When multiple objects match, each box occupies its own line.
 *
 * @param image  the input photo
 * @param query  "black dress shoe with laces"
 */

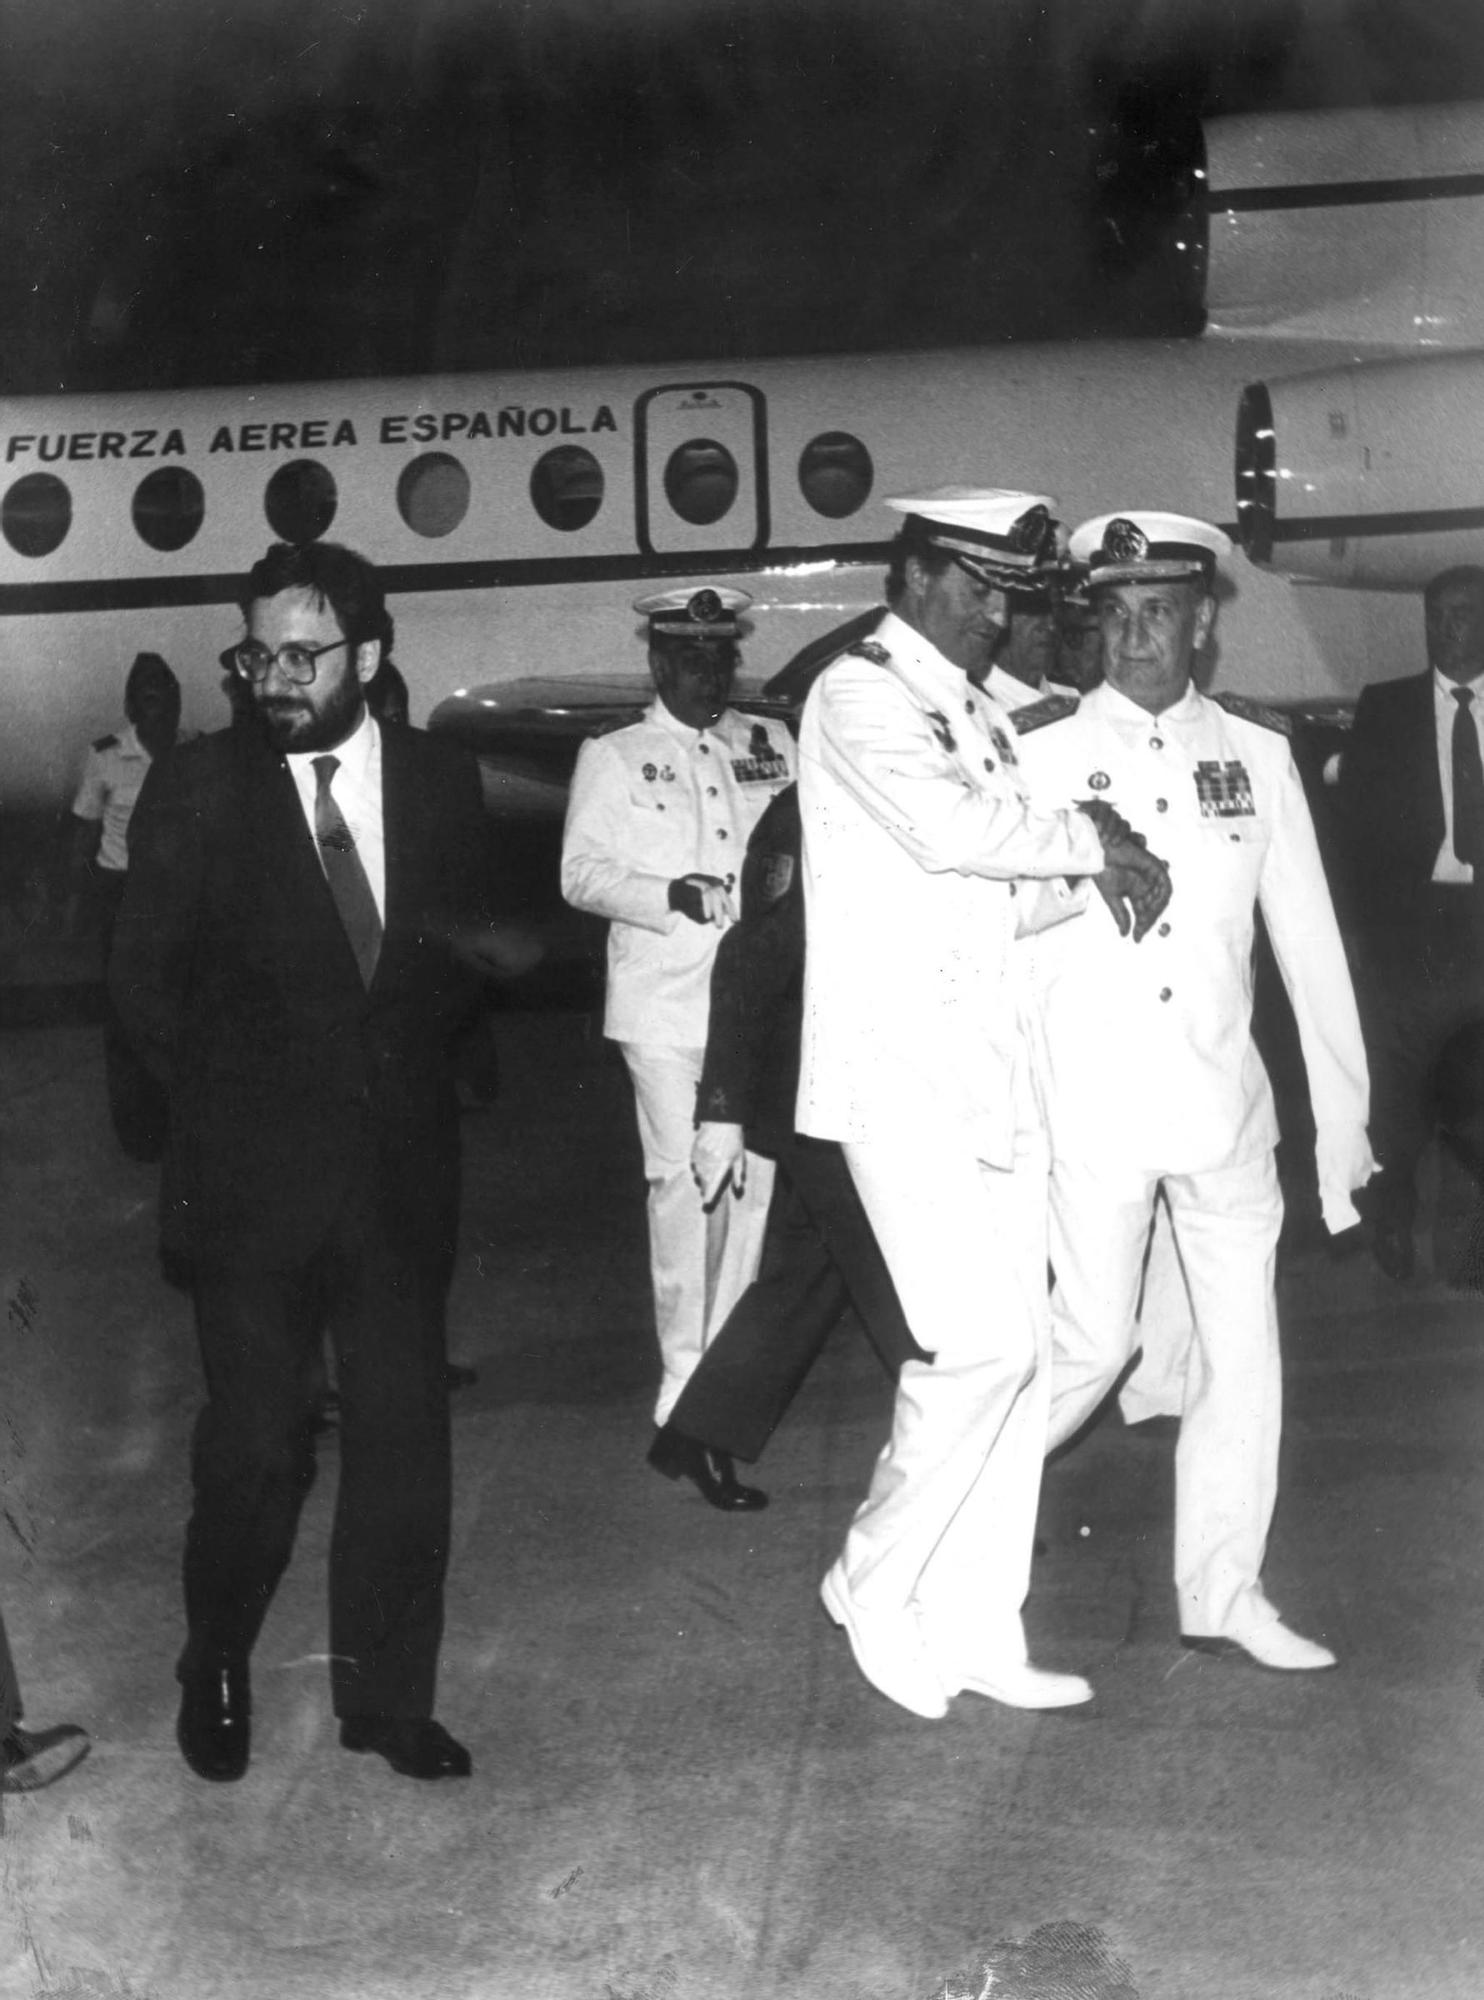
xmin=339 ymin=1715 xmax=472 ymax=1779
xmin=1 ymin=1724 xmax=91 ymax=1792
xmin=177 ymin=1653 xmax=251 ymax=1782
xmin=647 ymin=1426 xmax=768 ymax=1511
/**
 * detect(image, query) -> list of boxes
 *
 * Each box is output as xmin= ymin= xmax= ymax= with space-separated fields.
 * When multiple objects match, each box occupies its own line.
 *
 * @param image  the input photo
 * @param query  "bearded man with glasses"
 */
xmin=112 ymin=540 xmax=507 ymax=1784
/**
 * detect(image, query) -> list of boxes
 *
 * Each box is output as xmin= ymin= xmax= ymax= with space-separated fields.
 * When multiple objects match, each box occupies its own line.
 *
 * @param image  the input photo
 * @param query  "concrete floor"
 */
xmin=2 ymin=1008 xmax=1483 ymax=2000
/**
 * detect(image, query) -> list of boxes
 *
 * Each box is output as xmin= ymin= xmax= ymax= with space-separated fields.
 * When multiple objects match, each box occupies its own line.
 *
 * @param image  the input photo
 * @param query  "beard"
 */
xmin=252 ymin=667 xmax=366 ymax=752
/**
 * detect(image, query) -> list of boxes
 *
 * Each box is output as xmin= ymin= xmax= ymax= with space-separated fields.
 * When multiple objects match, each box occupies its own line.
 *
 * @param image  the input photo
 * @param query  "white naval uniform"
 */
xmin=986 ymin=676 xmax=1199 ymax=1421
xmin=1016 ymin=679 xmax=1373 ymax=1639
xmin=562 ymin=698 xmax=796 ymax=1420
xmin=796 ymin=613 xmax=1105 ymax=1680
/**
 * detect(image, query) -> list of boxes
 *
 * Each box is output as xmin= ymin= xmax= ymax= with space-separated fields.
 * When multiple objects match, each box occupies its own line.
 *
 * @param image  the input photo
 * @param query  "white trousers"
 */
xmin=839 ymin=1094 xmax=1052 ymax=1675
xmin=1116 ymin=1192 xmax=1197 ymax=1425
xmin=1046 ymin=1151 xmax=1284 ymax=1637
xmin=620 ymin=1043 xmax=775 ymax=1424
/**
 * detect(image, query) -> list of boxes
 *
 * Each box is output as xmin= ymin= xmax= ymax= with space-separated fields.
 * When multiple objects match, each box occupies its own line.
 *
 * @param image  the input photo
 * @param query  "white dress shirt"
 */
xmin=1430 ymin=665 xmax=1484 ymax=884
xmin=285 ymin=706 xmax=386 ymax=921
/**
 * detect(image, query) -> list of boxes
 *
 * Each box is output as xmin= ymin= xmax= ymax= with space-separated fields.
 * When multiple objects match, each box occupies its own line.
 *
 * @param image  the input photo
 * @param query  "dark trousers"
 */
xmin=0 ymin=1609 xmax=20 ymax=1736
xmin=97 ymin=870 xmax=169 ymax=1162
xmin=1361 ymin=893 xmax=1484 ymax=1227
xmin=183 ymin=1189 xmax=452 ymax=1720
xmin=668 ymin=1131 xmax=920 ymax=1463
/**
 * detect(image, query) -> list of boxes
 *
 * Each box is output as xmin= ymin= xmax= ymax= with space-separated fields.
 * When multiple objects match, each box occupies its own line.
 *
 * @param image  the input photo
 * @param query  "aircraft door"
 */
xmin=635 ymin=382 xmax=769 ymax=558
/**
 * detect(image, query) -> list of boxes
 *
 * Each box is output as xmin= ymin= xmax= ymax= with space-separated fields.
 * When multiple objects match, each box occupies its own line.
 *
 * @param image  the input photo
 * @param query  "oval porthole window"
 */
xmin=396 ymin=452 xmax=471 ymax=539
xmin=529 ymin=445 xmax=604 ymax=533
xmin=2 ymin=472 xmax=72 ymax=558
xmin=798 ymin=431 xmax=873 ymax=519
xmin=264 ymin=458 xmax=337 ymax=543
xmin=132 ymin=465 xmax=205 ymax=552
xmin=663 ymin=439 xmax=738 ymax=527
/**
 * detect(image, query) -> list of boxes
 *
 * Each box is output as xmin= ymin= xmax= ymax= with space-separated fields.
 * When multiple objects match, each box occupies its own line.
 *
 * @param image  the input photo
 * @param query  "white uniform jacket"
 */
xmin=561 ymin=698 xmax=796 ymax=1046
xmin=1015 ymin=680 xmax=1373 ymax=1223
xmin=795 ymin=614 xmax=1105 ymax=1167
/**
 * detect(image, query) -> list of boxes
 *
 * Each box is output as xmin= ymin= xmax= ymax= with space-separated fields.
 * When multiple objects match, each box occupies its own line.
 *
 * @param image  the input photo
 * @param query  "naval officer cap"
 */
xmin=1070 ymin=512 xmax=1232 ymax=588
xmin=634 ymin=585 xmax=752 ymax=642
xmin=884 ymin=486 xmax=1061 ymax=592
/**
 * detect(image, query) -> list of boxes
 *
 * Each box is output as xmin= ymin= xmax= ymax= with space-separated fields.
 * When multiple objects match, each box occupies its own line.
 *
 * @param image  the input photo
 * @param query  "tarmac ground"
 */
xmin=2 ymin=1002 xmax=1484 ymax=2000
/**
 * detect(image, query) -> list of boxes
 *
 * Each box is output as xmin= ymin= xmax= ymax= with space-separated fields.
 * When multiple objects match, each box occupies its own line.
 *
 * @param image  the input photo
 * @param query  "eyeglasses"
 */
xmin=231 ymin=638 xmax=349 ymax=685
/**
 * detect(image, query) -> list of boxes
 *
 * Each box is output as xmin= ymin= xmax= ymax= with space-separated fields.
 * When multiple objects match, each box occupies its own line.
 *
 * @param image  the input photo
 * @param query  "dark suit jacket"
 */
xmin=111 ymin=720 xmax=489 ymax=1271
xmin=696 ymin=784 xmax=802 ymax=1158
xmin=1338 ymin=671 xmax=1461 ymax=935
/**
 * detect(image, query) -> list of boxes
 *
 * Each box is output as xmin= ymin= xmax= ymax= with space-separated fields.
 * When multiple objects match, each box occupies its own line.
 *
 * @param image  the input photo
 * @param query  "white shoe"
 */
xmin=819 ymin=1567 xmax=948 ymax=1720
xmin=1182 ymin=1621 xmax=1337 ymax=1672
xmin=953 ymin=1660 xmax=1094 ymax=1710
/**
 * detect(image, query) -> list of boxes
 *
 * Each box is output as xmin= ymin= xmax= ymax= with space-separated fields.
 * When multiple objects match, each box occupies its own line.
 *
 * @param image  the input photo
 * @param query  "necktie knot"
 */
xmin=1455 ymin=686 xmax=1474 ymax=710
xmin=312 ymin=753 xmax=341 ymax=787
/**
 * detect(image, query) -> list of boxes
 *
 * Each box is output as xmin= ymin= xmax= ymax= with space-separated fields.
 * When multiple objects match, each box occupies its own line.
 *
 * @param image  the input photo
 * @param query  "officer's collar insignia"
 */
xmin=1103 ymin=517 xmax=1148 ymax=563
xmin=1088 ymin=771 xmax=1111 ymax=791
xmin=848 ymin=638 xmax=890 ymax=665
xmin=642 ymin=762 xmax=658 ymax=781
xmin=749 ymin=722 xmax=772 ymax=756
xmin=1009 ymin=692 xmax=1078 ymax=735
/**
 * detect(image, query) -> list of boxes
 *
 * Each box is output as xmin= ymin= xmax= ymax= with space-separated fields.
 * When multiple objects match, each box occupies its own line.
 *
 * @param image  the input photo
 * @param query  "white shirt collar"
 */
xmin=1092 ymin=678 xmax=1201 ymax=728
xmin=646 ymin=695 xmax=733 ymax=747
xmin=1434 ymin=666 xmax=1484 ymax=701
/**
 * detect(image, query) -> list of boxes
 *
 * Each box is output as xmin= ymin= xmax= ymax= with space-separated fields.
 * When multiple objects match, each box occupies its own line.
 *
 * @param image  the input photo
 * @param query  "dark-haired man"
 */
xmin=113 ymin=541 xmax=499 ymax=1783
xmin=562 ymin=588 xmax=796 ymax=1497
xmin=1339 ymin=565 xmax=1484 ymax=1282
xmin=798 ymin=487 xmax=1171 ymax=1718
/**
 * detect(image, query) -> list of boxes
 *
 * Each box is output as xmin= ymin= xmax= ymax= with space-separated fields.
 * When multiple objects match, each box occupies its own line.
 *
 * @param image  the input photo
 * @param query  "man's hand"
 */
xmin=1076 ymin=800 xmax=1172 ymax=942
xmin=669 ymin=874 xmax=737 ymax=927
xmin=692 ymin=1121 xmax=747 ymax=1206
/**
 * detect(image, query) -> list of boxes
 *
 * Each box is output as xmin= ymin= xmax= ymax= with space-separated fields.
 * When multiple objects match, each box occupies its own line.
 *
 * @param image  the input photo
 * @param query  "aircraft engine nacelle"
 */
xmin=1235 ymin=349 xmax=1484 ymax=589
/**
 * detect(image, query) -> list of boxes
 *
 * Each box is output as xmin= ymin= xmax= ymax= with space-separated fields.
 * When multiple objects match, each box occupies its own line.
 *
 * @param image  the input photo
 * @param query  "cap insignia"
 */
xmin=1103 ymin=518 xmax=1148 ymax=563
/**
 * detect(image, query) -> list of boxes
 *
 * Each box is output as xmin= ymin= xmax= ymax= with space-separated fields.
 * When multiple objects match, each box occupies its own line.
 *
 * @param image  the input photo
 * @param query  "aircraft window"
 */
xmin=798 ymin=432 xmax=873 ymax=519
xmin=264 ymin=459 xmax=337 ymax=543
xmin=132 ymin=466 xmax=205 ymax=552
xmin=663 ymin=439 xmax=737 ymax=527
xmin=397 ymin=452 xmax=471 ymax=539
xmin=529 ymin=446 xmax=603 ymax=533
xmin=2 ymin=472 xmax=71 ymax=558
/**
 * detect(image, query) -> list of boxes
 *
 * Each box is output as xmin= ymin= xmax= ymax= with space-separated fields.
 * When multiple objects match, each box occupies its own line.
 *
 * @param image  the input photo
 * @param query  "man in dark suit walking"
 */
xmin=1339 ymin=565 xmax=1484 ymax=1281
xmin=113 ymin=541 xmax=494 ymax=1783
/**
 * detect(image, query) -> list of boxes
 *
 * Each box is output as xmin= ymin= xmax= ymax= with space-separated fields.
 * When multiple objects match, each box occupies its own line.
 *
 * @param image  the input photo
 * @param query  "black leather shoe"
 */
xmin=1371 ymin=1213 xmax=1416 ymax=1282
xmin=177 ymin=1653 xmax=250 ymax=1782
xmin=339 ymin=1715 xmax=471 ymax=1779
xmin=647 ymin=1426 xmax=768 ymax=1511
xmin=1 ymin=1724 xmax=91 ymax=1793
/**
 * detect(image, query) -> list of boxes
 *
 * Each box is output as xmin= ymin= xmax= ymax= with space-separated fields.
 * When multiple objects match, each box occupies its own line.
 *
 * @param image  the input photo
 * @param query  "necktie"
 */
xmin=311 ymin=754 xmax=382 ymax=986
xmin=1452 ymin=686 xmax=1484 ymax=869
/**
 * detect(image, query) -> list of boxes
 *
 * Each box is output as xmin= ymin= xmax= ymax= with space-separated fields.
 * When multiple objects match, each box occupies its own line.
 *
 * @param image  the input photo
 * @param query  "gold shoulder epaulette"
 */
xmin=1212 ymin=692 xmax=1292 ymax=736
xmin=845 ymin=638 xmax=891 ymax=666
xmin=1009 ymin=692 xmax=1079 ymax=736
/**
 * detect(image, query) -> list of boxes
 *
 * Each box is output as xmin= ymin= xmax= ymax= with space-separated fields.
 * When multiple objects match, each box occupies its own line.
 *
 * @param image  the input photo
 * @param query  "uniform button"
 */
xmin=698 ymin=742 xmax=710 ymax=755
xmin=1008 ymin=882 xmax=1018 ymax=897
xmin=706 ymin=786 xmax=718 ymax=798
xmin=983 ymin=757 xmax=995 ymax=772
xmin=717 ymin=829 xmax=729 ymax=840
xmin=1159 ymin=987 xmax=1172 ymax=1002
xmin=1155 ymin=798 xmax=1168 ymax=812
xmin=1150 ymin=736 xmax=1164 ymax=750
xmin=657 ymin=803 xmax=666 ymax=812
xmin=965 ymin=699 xmax=976 ymax=714
xmin=1157 ymin=921 xmax=1171 ymax=937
